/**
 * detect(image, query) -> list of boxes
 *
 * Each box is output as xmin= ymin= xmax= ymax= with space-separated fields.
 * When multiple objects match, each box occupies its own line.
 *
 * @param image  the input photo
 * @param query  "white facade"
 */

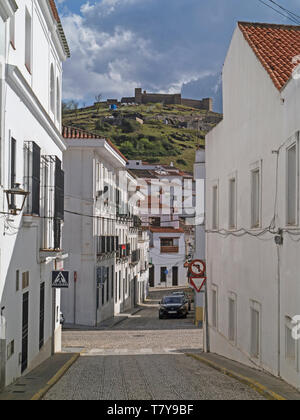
xmin=206 ymin=23 xmax=300 ymax=390
xmin=62 ymin=132 xmax=149 ymax=327
xmin=149 ymin=227 xmax=188 ymax=288
xmin=0 ymin=0 xmax=69 ymax=389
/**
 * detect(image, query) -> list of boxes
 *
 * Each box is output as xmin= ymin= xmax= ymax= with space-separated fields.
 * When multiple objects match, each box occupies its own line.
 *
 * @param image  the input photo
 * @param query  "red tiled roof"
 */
xmin=62 ymin=126 xmax=128 ymax=162
xmin=238 ymin=22 xmax=300 ymax=91
xmin=49 ymin=0 xmax=60 ymax=22
xmin=150 ymin=227 xmax=184 ymax=234
xmin=48 ymin=0 xmax=70 ymax=58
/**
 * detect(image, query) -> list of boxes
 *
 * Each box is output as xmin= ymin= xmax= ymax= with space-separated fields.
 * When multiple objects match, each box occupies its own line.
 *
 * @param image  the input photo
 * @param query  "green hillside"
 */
xmin=62 ymin=102 xmax=222 ymax=172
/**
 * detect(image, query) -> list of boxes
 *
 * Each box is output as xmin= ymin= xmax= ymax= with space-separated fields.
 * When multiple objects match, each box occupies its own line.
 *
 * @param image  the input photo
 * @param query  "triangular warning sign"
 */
xmin=190 ymin=277 xmax=206 ymax=293
xmin=52 ymin=271 xmax=69 ymax=288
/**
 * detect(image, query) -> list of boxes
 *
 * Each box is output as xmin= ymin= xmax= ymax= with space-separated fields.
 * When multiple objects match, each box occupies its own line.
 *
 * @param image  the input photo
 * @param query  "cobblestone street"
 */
xmin=43 ymin=289 xmax=265 ymax=400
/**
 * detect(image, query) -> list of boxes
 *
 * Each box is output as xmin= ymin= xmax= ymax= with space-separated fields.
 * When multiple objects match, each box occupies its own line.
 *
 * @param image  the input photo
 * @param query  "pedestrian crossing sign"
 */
xmin=52 ymin=271 xmax=69 ymax=288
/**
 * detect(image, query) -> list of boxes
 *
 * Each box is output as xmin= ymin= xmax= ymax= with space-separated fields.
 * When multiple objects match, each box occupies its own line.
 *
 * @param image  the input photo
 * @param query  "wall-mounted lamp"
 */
xmin=4 ymin=183 xmax=29 ymax=215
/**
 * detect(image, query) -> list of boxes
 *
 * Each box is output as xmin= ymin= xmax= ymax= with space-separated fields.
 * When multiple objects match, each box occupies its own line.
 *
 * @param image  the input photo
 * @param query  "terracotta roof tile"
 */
xmin=62 ymin=126 xmax=128 ymax=162
xmin=49 ymin=0 xmax=60 ymax=22
xmin=238 ymin=22 xmax=300 ymax=90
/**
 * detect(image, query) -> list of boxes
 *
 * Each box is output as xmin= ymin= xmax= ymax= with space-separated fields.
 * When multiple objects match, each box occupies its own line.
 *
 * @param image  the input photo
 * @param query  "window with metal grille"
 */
xmin=111 ymin=266 xmax=114 ymax=299
xmin=41 ymin=155 xmax=64 ymax=250
xmin=250 ymin=308 xmax=260 ymax=358
xmin=55 ymin=157 xmax=64 ymax=221
xmin=287 ymin=143 xmax=297 ymax=226
xmin=24 ymin=141 xmax=41 ymax=216
xmin=251 ymin=169 xmax=260 ymax=228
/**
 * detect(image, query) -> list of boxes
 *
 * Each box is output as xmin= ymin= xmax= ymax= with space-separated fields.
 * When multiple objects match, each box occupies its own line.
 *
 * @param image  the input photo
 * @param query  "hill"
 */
xmin=62 ymin=102 xmax=222 ymax=171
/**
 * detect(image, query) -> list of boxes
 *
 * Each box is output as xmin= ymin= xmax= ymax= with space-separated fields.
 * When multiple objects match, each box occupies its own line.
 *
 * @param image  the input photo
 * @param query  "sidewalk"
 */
xmin=0 ymin=353 xmax=80 ymax=400
xmin=63 ymin=306 xmax=143 ymax=331
xmin=187 ymin=352 xmax=300 ymax=400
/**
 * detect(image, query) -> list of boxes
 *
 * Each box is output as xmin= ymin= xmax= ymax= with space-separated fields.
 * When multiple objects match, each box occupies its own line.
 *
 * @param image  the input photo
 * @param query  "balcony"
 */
xmin=96 ymin=236 xmax=118 ymax=256
xmin=160 ymin=246 xmax=179 ymax=254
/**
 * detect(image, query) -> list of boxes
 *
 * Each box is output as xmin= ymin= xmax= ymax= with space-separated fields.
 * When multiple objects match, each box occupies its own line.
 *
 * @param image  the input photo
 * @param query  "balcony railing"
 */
xmin=160 ymin=246 xmax=179 ymax=254
xmin=96 ymin=236 xmax=119 ymax=256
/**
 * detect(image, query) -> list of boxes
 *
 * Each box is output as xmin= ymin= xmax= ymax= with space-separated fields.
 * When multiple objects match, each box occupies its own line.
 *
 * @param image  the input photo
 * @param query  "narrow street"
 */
xmin=43 ymin=290 xmax=265 ymax=400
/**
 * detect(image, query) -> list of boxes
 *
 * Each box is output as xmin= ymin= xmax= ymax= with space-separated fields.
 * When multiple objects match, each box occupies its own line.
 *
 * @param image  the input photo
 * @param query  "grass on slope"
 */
xmin=63 ymin=102 xmax=220 ymax=171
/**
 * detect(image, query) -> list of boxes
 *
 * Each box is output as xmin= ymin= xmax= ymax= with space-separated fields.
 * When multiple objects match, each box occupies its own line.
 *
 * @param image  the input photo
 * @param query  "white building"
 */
xmin=0 ymin=0 xmax=69 ymax=389
xmin=127 ymin=161 xmax=195 ymax=288
xmin=206 ymin=21 xmax=300 ymax=390
xmin=62 ymin=127 xmax=149 ymax=327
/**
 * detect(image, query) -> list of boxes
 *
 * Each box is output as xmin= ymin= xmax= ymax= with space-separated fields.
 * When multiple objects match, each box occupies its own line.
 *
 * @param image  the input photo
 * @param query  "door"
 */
xmin=172 ymin=267 xmax=178 ymax=286
xmin=149 ymin=266 xmax=155 ymax=287
xmin=161 ymin=267 xmax=167 ymax=283
xmin=39 ymin=283 xmax=45 ymax=350
xmin=21 ymin=292 xmax=29 ymax=373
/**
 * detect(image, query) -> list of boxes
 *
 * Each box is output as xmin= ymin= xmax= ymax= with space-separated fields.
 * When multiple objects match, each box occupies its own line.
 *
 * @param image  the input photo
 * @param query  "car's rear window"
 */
xmin=162 ymin=297 xmax=183 ymax=304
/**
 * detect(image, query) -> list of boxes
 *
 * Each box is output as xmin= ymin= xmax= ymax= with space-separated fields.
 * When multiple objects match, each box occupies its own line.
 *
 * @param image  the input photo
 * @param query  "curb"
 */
xmin=31 ymin=353 xmax=80 ymax=401
xmin=186 ymin=353 xmax=286 ymax=401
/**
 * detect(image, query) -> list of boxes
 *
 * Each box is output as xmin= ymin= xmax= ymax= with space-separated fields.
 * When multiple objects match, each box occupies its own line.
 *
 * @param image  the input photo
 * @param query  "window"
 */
xmin=212 ymin=288 xmax=218 ymax=329
xmin=287 ymin=143 xmax=297 ymax=226
xmin=161 ymin=267 xmax=167 ymax=283
xmin=22 ymin=272 xmax=29 ymax=290
xmin=250 ymin=307 xmax=260 ymax=358
xmin=10 ymin=137 xmax=16 ymax=189
xmin=228 ymin=296 xmax=236 ymax=342
xmin=16 ymin=270 xmax=19 ymax=292
xmin=39 ymin=283 xmax=45 ymax=350
xmin=7 ymin=340 xmax=14 ymax=360
xmin=50 ymin=65 xmax=55 ymax=114
xmin=251 ymin=169 xmax=260 ymax=228
xmin=25 ymin=9 xmax=32 ymax=73
xmin=41 ymin=156 xmax=64 ymax=250
xmin=111 ymin=266 xmax=114 ymax=299
xmin=56 ymin=78 xmax=61 ymax=122
xmin=229 ymin=178 xmax=236 ymax=229
xmin=10 ymin=14 xmax=15 ymax=48
xmin=212 ymin=185 xmax=218 ymax=230
xmin=24 ymin=142 xmax=41 ymax=216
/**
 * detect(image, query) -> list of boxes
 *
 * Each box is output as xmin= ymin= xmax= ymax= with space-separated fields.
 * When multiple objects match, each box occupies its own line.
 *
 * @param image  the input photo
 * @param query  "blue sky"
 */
xmin=57 ymin=0 xmax=300 ymax=112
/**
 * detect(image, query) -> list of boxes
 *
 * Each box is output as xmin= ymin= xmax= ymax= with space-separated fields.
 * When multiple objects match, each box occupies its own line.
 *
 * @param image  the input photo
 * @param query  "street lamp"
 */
xmin=4 ymin=183 xmax=29 ymax=215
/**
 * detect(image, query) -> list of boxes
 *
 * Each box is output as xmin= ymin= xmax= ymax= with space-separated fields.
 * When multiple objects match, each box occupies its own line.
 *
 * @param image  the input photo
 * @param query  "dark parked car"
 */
xmin=159 ymin=296 xmax=189 ymax=319
xmin=172 ymin=291 xmax=192 ymax=311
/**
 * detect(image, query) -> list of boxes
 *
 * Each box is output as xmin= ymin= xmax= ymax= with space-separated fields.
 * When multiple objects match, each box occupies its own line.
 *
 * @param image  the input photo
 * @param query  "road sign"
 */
xmin=52 ymin=271 xmax=69 ymax=288
xmin=188 ymin=259 xmax=206 ymax=278
xmin=190 ymin=277 xmax=206 ymax=293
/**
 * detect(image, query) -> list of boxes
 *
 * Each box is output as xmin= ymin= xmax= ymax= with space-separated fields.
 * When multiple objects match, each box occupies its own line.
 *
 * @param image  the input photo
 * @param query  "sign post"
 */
xmin=188 ymin=260 xmax=207 ymax=343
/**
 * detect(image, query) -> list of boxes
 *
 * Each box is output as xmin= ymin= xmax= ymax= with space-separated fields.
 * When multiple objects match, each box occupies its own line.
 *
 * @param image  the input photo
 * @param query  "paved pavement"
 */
xmin=43 ymin=289 xmax=266 ymax=400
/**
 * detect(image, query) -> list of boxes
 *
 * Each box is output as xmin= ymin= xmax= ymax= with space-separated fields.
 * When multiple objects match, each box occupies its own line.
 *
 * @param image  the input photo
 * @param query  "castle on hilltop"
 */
xmin=120 ymin=88 xmax=213 ymax=111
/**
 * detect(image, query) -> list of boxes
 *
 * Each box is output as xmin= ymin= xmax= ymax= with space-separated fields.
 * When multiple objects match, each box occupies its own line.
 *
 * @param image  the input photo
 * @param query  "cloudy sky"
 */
xmin=57 ymin=0 xmax=300 ymax=112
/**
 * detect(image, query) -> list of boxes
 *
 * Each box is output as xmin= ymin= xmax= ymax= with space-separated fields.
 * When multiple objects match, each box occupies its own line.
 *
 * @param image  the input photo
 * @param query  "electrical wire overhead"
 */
xmin=257 ymin=0 xmax=300 ymax=25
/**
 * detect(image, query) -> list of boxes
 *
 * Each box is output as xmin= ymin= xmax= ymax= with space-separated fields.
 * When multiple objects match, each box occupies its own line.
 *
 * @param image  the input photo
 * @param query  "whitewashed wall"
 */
xmin=206 ymin=26 xmax=300 ymax=390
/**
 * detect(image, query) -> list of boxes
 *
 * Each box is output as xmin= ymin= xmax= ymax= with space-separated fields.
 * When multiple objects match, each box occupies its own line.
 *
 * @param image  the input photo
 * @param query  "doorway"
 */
xmin=21 ymin=292 xmax=29 ymax=373
xmin=172 ymin=267 xmax=178 ymax=286
xmin=149 ymin=266 xmax=155 ymax=287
